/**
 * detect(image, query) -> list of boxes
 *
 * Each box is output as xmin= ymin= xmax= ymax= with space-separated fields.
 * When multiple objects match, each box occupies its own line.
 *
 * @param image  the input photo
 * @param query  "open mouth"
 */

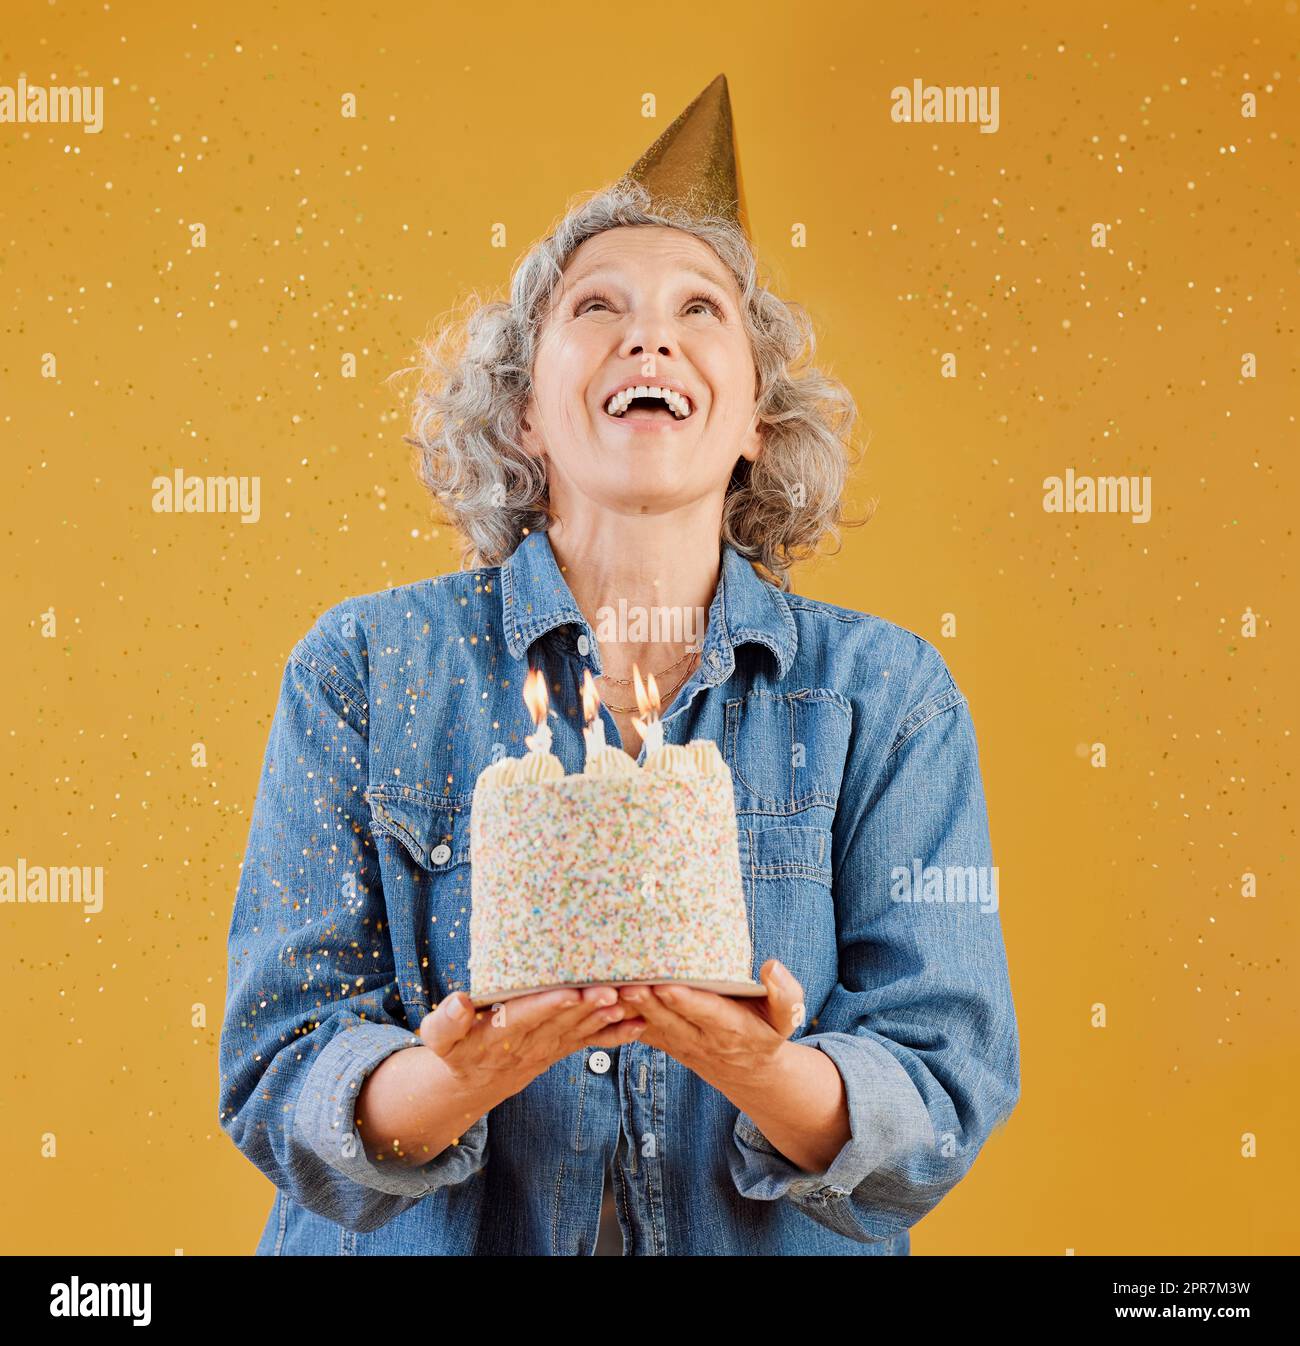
xmin=603 ymin=385 xmax=694 ymax=421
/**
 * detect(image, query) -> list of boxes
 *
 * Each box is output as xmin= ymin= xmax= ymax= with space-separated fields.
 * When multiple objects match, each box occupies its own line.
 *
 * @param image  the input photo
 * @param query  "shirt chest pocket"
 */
xmin=738 ymin=823 xmax=837 ymax=1006
xmin=365 ymin=785 xmax=475 ymax=1015
xmin=724 ymin=687 xmax=853 ymax=816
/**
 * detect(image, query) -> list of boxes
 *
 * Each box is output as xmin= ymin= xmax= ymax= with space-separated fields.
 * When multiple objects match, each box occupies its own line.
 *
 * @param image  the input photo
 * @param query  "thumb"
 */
xmin=759 ymin=959 xmax=805 ymax=1039
xmin=419 ymin=992 xmax=476 ymax=1055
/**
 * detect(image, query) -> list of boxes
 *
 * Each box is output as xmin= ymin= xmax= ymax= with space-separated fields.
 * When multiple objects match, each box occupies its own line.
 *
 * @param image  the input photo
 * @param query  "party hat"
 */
xmin=620 ymin=73 xmax=750 ymax=236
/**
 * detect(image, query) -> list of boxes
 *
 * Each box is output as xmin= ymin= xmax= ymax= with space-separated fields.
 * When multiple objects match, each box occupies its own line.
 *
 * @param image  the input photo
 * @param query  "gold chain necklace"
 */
xmin=598 ymin=647 xmax=699 ymax=686
xmin=597 ymin=652 xmax=700 ymax=712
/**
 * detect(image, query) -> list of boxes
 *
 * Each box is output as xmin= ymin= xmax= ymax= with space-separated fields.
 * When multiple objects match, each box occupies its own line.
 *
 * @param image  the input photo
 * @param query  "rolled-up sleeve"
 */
xmin=293 ymin=1019 xmax=488 ymax=1204
xmin=729 ymin=644 xmax=1020 ymax=1243
xmin=218 ymin=614 xmax=488 ymax=1234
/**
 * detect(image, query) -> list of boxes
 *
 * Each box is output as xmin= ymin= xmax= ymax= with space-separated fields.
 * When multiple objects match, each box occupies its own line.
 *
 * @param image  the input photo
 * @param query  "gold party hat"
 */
xmin=620 ymin=73 xmax=750 ymax=236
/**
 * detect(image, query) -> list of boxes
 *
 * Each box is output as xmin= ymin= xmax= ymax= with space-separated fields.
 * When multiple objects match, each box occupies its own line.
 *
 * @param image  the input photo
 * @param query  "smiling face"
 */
xmin=519 ymin=224 xmax=762 ymax=522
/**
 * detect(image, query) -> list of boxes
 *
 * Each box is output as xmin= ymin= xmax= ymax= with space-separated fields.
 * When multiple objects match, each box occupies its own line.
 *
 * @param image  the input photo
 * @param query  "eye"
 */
xmin=685 ymin=291 xmax=725 ymax=318
xmin=572 ymin=289 xmax=727 ymax=318
xmin=574 ymin=290 xmax=615 ymax=316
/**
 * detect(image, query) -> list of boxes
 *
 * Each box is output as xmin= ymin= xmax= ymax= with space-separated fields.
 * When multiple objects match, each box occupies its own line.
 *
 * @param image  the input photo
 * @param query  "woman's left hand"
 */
xmin=615 ymin=958 xmax=806 ymax=1088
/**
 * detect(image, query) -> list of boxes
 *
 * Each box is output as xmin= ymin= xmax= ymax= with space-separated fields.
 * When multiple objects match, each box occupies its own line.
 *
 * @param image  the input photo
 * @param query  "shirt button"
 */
xmin=576 ymin=634 xmax=590 ymax=656
xmin=588 ymin=1049 xmax=611 ymax=1075
xmin=429 ymin=844 xmax=452 ymax=866
xmin=707 ymin=651 xmax=722 ymax=669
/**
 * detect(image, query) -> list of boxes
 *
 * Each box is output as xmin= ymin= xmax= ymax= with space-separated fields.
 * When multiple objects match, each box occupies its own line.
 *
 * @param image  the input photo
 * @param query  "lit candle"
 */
xmin=631 ymin=664 xmax=665 ymax=759
xmin=474 ymin=667 xmax=564 ymax=791
xmin=522 ymin=668 xmax=555 ymax=755
xmin=580 ymin=668 xmax=637 ymax=778
xmin=516 ymin=668 xmax=565 ymax=783
xmin=580 ymin=670 xmax=606 ymax=755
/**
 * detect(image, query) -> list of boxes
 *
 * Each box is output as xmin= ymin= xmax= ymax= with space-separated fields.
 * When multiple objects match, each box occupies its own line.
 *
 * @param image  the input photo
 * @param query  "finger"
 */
xmin=419 ymin=992 xmax=479 ymax=1056
xmin=758 ymin=959 xmax=806 ymax=1039
xmin=475 ymin=985 xmax=600 ymax=1036
xmin=619 ymin=984 xmax=708 ymax=1050
xmin=617 ymin=984 xmax=664 ymax=1009
xmin=607 ymin=991 xmax=671 ymax=1046
xmin=500 ymin=986 xmax=625 ymax=1057
xmin=623 ymin=982 xmax=737 ymax=1030
xmin=530 ymin=984 xmax=621 ymax=1018
xmin=536 ymin=986 xmax=622 ymax=1037
xmin=576 ymin=1011 xmax=649 ymax=1050
xmin=618 ymin=985 xmax=680 ymax=1021
xmin=646 ymin=983 xmax=748 ymax=1033
xmin=586 ymin=1020 xmax=649 ymax=1048
xmin=572 ymin=999 xmax=647 ymax=1040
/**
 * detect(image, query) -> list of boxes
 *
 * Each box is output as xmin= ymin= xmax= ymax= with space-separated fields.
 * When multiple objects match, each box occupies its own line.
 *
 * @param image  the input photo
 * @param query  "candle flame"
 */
xmin=632 ymin=664 xmax=662 ymax=721
xmin=522 ymin=667 xmax=549 ymax=727
xmin=581 ymin=669 xmax=601 ymax=723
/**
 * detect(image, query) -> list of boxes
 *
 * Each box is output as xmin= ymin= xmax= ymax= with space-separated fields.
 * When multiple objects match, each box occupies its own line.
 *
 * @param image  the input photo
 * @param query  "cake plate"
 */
xmin=468 ymin=974 xmax=769 ymax=1008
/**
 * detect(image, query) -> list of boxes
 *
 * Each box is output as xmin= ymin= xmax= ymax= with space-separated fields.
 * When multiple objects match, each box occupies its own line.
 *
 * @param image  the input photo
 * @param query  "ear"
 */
xmin=737 ymin=408 xmax=764 ymax=465
xmin=518 ymin=389 xmax=546 ymax=462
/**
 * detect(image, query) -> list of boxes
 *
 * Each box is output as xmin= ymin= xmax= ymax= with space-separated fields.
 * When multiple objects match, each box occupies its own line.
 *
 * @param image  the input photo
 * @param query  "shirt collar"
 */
xmin=499 ymin=528 xmax=797 ymax=682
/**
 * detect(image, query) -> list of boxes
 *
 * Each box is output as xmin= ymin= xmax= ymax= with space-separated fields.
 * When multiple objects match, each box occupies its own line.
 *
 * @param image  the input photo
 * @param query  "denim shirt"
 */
xmin=218 ymin=529 xmax=1019 ymax=1256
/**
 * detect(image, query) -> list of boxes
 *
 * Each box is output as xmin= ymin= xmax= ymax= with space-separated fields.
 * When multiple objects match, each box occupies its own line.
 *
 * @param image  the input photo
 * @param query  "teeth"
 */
xmin=603 ymin=385 xmax=693 ymax=419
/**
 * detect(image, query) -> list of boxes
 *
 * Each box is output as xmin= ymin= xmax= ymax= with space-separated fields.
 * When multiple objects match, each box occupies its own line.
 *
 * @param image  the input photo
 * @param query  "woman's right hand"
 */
xmin=418 ymin=985 xmax=645 ymax=1108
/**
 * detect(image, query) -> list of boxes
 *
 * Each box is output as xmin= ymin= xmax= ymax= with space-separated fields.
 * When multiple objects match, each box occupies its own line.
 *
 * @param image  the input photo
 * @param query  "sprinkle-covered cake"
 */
xmin=468 ymin=735 xmax=765 ymax=1006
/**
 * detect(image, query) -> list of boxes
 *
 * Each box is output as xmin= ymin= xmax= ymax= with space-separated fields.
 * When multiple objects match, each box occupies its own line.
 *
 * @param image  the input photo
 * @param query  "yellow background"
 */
xmin=2 ymin=0 xmax=1295 ymax=1254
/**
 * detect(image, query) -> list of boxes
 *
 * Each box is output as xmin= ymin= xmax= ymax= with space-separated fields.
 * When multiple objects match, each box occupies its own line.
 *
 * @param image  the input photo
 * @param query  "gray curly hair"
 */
xmin=397 ymin=177 xmax=871 ymax=590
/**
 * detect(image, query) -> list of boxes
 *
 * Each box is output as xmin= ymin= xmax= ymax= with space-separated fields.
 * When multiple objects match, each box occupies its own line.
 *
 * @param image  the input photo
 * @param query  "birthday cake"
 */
xmin=467 ymin=676 xmax=764 ymax=1005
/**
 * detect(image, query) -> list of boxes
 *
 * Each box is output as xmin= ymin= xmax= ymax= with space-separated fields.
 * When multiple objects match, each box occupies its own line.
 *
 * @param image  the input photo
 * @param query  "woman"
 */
xmin=217 ymin=177 xmax=1019 ymax=1256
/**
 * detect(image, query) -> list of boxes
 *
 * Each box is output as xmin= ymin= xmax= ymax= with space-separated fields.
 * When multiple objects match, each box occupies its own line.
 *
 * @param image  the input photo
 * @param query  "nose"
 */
xmin=622 ymin=337 xmax=675 ymax=360
xmin=620 ymin=311 xmax=676 ymax=362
